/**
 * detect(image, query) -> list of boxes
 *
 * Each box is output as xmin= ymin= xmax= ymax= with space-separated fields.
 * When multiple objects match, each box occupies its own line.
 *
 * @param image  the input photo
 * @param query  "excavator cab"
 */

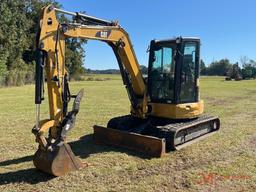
xmin=145 ymin=38 xmax=204 ymax=120
xmin=148 ymin=38 xmax=200 ymax=105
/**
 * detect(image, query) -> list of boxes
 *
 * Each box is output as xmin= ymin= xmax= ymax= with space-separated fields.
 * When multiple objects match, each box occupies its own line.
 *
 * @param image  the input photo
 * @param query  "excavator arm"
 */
xmin=36 ymin=5 xmax=147 ymax=120
xmin=32 ymin=5 xmax=148 ymax=176
xmin=64 ymin=26 xmax=148 ymax=117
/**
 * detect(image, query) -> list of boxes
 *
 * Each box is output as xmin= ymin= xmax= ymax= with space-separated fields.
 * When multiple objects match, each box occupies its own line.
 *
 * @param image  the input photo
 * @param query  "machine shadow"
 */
xmin=0 ymin=133 xmax=150 ymax=185
xmin=0 ymin=155 xmax=54 ymax=185
xmin=0 ymin=155 xmax=33 ymax=166
xmin=0 ymin=168 xmax=54 ymax=185
xmin=69 ymin=133 xmax=152 ymax=159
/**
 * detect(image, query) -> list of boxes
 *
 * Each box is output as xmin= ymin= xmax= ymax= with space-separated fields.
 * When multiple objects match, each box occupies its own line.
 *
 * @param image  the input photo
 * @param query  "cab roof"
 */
xmin=155 ymin=36 xmax=200 ymax=43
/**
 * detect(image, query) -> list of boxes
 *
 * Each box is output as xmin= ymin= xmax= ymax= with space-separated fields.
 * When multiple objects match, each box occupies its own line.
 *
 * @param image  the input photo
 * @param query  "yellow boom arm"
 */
xmin=34 ymin=5 xmax=148 ymax=148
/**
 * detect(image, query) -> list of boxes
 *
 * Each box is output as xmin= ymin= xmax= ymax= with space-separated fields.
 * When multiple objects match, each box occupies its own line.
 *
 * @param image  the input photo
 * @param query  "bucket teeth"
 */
xmin=33 ymin=143 xmax=85 ymax=176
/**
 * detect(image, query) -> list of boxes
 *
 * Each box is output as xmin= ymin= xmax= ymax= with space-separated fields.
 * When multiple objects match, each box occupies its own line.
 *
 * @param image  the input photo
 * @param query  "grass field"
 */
xmin=0 ymin=75 xmax=255 ymax=192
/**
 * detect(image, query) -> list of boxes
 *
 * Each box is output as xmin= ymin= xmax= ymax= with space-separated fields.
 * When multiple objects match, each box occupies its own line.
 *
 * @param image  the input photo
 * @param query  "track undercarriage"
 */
xmin=94 ymin=115 xmax=220 ymax=157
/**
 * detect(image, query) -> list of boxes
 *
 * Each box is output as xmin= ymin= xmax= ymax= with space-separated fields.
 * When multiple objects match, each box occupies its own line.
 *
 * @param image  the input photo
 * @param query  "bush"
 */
xmin=70 ymin=74 xmax=83 ymax=81
xmin=5 ymin=70 xmax=16 ymax=86
xmin=85 ymin=76 xmax=112 ymax=81
xmin=24 ymin=70 xmax=34 ymax=84
xmin=16 ymin=71 xmax=26 ymax=86
xmin=86 ymin=77 xmax=94 ymax=81
xmin=4 ymin=66 xmax=35 ymax=87
xmin=0 ymin=76 xmax=6 ymax=87
xmin=95 ymin=78 xmax=104 ymax=81
xmin=242 ymin=69 xmax=253 ymax=79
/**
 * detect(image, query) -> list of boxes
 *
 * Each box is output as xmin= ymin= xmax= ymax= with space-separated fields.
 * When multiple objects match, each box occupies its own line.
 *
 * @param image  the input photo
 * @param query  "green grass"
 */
xmin=0 ymin=75 xmax=255 ymax=192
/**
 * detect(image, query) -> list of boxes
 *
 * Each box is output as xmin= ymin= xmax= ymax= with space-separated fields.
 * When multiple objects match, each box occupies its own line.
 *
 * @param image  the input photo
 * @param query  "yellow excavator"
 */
xmin=32 ymin=5 xmax=220 ymax=176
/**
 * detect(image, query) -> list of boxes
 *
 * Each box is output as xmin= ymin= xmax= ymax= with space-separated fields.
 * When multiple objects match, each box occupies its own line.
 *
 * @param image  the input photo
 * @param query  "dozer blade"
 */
xmin=93 ymin=115 xmax=220 ymax=157
xmin=94 ymin=125 xmax=166 ymax=157
xmin=33 ymin=143 xmax=84 ymax=176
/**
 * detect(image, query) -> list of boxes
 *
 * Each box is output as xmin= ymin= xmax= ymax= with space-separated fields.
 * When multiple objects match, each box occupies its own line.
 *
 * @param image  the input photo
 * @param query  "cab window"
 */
xmin=180 ymin=42 xmax=197 ymax=102
xmin=150 ymin=45 xmax=175 ymax=102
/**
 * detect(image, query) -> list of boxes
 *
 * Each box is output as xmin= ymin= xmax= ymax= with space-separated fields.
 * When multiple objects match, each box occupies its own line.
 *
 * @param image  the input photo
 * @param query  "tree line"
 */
xmin=86 ymin=60 xmax=256 ymax=79
xmin=85 ymin=65 xmax=148 ymax=75
xmin=200 ymin=57 xmax=256 ymax=79
xmin=0 ymin=0 xmax=86 ymax=86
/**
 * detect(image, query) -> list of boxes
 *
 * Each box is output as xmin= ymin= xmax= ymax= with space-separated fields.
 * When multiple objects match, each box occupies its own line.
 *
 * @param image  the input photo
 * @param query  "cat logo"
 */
xmin=96 ymin=30 xmax=111 ymax=38
xmin=100 ymin=31 xmax=108 ymax=38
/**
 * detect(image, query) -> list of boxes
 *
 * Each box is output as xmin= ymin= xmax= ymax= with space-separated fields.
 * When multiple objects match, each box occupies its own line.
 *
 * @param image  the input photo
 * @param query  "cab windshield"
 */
xmin=149 ymin=43 xmax=176 ymax=103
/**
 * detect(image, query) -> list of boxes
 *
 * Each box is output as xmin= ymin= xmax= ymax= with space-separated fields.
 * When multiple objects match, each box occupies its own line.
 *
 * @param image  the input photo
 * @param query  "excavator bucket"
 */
xmin=33 ymin=89 xmax=85 ymax=176
xmin=33 ymin=143 xmax=84 ymax=176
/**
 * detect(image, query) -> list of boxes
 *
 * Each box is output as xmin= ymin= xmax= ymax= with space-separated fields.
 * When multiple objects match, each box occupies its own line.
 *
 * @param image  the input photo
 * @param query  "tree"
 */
xmin=206 ymin=59 xmax=232 ymax=76
xmin=200 ymin=59 xmax=207 ymax=75
xmin=247 ymin=59 xmax=256 ymax=78
xmin=0 ymin=51 xmax=7 ymax=84
xmin=240 ymin=56 xmax=249 ymax=67
xmin=65 ymin=38 xmax=86 ymax=77
xmin=241 ymin=59 xmax=256 ymax=79
xmin=22 ymin=0 xmax=61 ymax=64
xmin=242 ymin=68 xmax=253 ymax=79
xmin=0 ymin=0 xmax=31 ymax=70
xmin=140 ymin=65 xmax=148 ymax=75
xmin=0 ymin=0 xmax=86 ymax=86
xmin=226 ymin=62 xmax=242 ymax=80
xmin=58 ymin=10 xmax=87 ymax=78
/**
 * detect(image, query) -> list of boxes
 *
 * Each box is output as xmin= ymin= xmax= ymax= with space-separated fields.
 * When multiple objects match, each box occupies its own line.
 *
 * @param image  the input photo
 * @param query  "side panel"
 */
xmin=148 ymin=100 xmax=204 ymax=119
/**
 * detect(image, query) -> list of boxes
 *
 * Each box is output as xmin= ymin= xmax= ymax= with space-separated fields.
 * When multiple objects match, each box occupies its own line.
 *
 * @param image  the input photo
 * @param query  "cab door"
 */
xmin=179 ymin=41 xmax=200 ymax=103
xmin=148 ymin=41 xmax=176 ymax=104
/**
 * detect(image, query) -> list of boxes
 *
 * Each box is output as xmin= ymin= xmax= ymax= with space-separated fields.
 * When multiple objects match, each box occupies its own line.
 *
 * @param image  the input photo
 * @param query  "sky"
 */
xmin=57 ymin=0 xmax=256 ymax=69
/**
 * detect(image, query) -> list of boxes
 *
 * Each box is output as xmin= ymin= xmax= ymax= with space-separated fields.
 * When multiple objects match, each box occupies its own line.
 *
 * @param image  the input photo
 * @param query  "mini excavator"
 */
xmin=32 ymin=5 xmax=220 ymax=176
